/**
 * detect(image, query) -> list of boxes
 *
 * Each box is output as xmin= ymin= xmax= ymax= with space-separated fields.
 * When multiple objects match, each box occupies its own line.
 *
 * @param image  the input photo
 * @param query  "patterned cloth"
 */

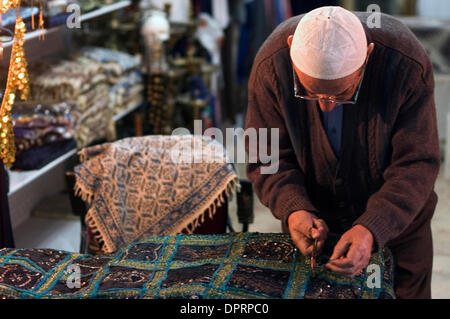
xmin=74 ymin=135 xmax=239 ymax=253
xmin=0 ymin=233 xmax=395 ymax=299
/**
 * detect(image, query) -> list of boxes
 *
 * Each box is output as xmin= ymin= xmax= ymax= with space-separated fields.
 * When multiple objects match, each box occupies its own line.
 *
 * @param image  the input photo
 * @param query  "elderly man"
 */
xmin=245 ymin=6 xmax=440 ymax=299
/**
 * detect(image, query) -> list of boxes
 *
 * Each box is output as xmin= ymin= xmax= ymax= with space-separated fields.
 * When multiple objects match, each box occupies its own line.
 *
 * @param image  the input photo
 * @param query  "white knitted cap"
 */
xmin=290 ymin=6 xmax=367 ymax=80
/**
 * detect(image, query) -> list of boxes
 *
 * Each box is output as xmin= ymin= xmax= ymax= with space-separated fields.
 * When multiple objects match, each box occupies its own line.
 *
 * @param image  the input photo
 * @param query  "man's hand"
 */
xmin=325 ymin=225 xmax=374 ymax=278
xmin=288 ymin=210 xmax=329 ymax=256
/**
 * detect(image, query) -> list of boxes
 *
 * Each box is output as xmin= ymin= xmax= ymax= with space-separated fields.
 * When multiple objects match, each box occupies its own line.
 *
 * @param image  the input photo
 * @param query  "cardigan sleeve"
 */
xmin=245 ymin=59 xmax=318 ymax=229
xmin=354 ymin=70 xmax=440 ymax=250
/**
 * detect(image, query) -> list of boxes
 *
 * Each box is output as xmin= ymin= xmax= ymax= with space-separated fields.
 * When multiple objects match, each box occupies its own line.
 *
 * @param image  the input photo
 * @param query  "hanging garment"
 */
xmin=284 ymin=0 xmax=293 ymax=18
xmin=150 ymin=0 xmax=190 ymax=24
xmin=273 ymin=0 xmax=286 ymax=26
xmin=196 ymin=13 xmax=224 ymax=65
xmin=212 ymin=0 xmax=230 ymax=30
xmin=221 ymin=3 xmax=243 ymax=123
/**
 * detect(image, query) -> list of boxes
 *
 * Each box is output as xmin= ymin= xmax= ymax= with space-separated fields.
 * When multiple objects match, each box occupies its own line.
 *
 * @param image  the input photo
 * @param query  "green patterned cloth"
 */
xmin=0 ymin=233 xmax=395 ymax=299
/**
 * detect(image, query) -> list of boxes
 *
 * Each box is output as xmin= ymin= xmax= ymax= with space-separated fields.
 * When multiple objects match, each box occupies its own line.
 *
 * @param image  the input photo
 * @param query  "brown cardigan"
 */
xmin=245 ymin=12 xmax=440 ymax=250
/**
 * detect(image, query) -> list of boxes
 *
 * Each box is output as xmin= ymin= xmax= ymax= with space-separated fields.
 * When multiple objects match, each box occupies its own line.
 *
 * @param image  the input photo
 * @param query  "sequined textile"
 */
xmin=12 ymin=101 xmax=79 ymax=156
xmin=0 ymin=233 xmax=395 ymax=299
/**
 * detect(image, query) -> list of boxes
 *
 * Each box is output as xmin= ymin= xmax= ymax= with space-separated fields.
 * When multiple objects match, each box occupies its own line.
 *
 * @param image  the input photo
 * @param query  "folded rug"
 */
xmin=73 ymin=135 xmax=239 ymax=253
xmin=0 ymin=233 xmax=395 ymax=299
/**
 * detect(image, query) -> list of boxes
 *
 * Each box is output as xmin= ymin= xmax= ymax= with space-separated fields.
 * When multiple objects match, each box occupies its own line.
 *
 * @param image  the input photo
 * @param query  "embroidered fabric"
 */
xmin=0 ymin=233 xmax=395 ymax=299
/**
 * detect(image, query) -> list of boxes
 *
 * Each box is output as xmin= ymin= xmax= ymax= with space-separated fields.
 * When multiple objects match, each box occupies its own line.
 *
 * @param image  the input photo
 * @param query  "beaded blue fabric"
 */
xmin=0 ymin=233 xmax=395 ymax=299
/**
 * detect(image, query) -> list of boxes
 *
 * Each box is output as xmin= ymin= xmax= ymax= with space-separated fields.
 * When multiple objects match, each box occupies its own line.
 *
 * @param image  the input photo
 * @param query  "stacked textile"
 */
xmin=80 ymin=47 xmax=143 ymax=117
xmin=29 ymin=56 xmax=115 ymax=148
xmin=11 ymin=102 xmax=79 ymax=170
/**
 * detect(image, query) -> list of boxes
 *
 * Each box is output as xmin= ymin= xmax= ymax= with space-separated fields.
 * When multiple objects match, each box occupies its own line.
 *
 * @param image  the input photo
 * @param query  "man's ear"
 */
xmin=365 ymin=43 xmax=375 ymax=63
xmin=287 ymin=35 xmax=293 ymax=48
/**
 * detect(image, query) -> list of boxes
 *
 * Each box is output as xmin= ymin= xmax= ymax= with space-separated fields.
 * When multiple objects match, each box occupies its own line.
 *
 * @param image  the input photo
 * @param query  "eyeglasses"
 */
xmin=293 ymin=63 xmax=366 ymax=105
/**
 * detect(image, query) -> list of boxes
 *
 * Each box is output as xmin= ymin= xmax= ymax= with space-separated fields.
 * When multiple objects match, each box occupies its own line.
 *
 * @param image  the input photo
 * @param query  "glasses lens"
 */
xmin=294 ymin=64 xmax=365 ymax=105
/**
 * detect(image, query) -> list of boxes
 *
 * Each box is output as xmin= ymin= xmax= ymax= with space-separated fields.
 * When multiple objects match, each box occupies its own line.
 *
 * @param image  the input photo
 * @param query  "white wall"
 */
xmin=417 ymin=0 xmax=450 ymax=19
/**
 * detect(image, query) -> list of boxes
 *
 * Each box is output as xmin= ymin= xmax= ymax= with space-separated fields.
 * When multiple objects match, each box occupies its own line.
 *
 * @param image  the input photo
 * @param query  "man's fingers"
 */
xmin=327 ymin=257 xmax=355 ymax=269
xmin=297 ymin=233 xmax=314 ymax=256
xmin=288 ymin=211 xmax=317 ymax=239
xmin=311 ymin=219 xmax=328 ymax=240
xmin=310 ymin=227 xmax=323 ymax=240
xmin=346 ymin=242 xmax=372 ymax=272
xmin=330 ymin=244 xmax=361 ymax=268
xmin=325 ymin=261 xmax=362 ymax=278
xmin=323 ymin=226 xmax=374 ymax=278
xmin=330 ymin=238 xmax=351 ymax=261
xmin=291 ymin=231 xmax=314 ymax=256
xmin=325 ymin=262 xmax=354 ymax=276
xmin=294 ymin=221 xmax=314 ymax=239
xmin=315 ymin=239 xmax=325 ymax=253
xmin=313 ymin=218 xmax=329 ymax=233
xmin=326 ymin=245 xmax=367 ymax=277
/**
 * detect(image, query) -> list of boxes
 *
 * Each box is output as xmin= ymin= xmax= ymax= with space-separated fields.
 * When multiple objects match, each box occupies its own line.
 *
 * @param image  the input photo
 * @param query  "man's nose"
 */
xmin=318 ymin=100 xmax=337 ymax=112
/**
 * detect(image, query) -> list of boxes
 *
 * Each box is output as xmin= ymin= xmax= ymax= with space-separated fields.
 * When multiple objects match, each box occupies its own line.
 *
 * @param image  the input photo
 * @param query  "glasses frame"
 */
xmin=293 ymin=63 xmax=366 ymax=105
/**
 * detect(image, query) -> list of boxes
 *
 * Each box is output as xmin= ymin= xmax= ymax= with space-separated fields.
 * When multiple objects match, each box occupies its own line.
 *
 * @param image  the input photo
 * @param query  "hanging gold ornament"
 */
xmin=38 ymin=0 xmax=44 ymax=40
xmin=0 ymin=14 xmax=3 ymax=60
xmin=0 ymin=1 xmax=21 ymax=13
xmin=31 ymin=0 xmax=35 ymax=29
xmin=0 ymin=15 xmax=29 ymax=167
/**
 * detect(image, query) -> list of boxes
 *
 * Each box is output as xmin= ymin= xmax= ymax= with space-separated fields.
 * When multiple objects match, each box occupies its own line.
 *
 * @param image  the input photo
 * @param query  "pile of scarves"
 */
xmin=11 ymin=102 xmax=79 ymax=170
xmin=80 ymin=47 xmax=143 ymax=117
xmin=29 ymin=55 xmax=115 ymax=149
